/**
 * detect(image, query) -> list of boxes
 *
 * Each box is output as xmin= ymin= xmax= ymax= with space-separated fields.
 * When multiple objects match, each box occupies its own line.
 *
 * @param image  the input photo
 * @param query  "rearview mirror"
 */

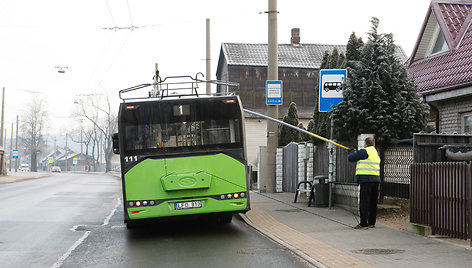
xmin=112 ymin=133 xmax=120 ymax=154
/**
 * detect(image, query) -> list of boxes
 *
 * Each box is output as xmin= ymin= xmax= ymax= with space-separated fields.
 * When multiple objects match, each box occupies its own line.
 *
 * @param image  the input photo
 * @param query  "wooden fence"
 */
xmin=410 ymin=162 xmax=472 ymax=240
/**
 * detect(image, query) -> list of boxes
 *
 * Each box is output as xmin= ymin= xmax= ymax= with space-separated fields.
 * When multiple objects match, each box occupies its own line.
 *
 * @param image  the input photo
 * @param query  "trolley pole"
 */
xmin=262 ymin=0 xmax=279 ymax=193
xmin=206 ymin=18 xmax=211 ymax=95
xmin=151 ymin=63 xmax=159 ymax=97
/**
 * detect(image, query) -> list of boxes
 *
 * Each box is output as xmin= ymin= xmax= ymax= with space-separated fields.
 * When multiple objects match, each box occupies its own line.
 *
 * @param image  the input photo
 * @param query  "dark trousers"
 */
xmin=359 ymin=182 xmax=379 ymax=226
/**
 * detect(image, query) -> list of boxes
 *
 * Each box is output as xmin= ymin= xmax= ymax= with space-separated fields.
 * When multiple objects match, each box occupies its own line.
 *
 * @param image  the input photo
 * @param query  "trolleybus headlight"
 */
xmin=128 ymin=201 xmax=134 ymax=207
xmin=150 ymin=200 xmax=155 ymax=206
xmin=136 ymin=201 xmax=141 ymax=207
xmin=220 ymin=195 xmax=225 ymax=200
xmin=233 ymin=193 xmax=239 ymax=199
xmin=142 ymin=201 xmax=148 ymax=206
xmin=240 ymin=192 xmax=246 ymax=198
xmin=227 ymin=194 xmax=232 ymax=199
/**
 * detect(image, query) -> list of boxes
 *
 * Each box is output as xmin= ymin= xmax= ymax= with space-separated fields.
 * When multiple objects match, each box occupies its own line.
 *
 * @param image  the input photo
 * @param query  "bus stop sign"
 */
xmin=319 ymin=69 xmax=347 ymax=112
xmin=266 ymin=80 xmax=283 ymax=105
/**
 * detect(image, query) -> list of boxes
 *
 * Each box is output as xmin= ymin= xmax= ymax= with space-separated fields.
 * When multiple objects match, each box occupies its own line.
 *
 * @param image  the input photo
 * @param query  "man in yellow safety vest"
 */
xmin=348 ymin=136 xmax=380 ymax=229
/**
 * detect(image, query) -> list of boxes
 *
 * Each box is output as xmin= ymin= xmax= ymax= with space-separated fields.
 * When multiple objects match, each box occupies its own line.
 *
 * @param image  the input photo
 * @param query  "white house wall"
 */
xmin=244 ymin=117 xmax=311 ymax=169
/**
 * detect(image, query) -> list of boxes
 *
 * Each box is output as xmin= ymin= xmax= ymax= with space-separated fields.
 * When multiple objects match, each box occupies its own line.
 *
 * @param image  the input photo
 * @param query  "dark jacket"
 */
xmin=348 ymin=147 xmax=381 ymax=183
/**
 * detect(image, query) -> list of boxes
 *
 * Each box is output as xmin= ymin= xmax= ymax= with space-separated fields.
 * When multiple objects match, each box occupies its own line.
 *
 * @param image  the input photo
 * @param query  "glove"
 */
xmin=348 ymin=148 xmax=356 ymax=153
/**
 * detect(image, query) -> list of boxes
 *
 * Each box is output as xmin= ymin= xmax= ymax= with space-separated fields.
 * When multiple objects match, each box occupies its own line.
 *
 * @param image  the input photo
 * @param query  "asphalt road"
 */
xmin=0 ymin=173 xmax=313 ymax=268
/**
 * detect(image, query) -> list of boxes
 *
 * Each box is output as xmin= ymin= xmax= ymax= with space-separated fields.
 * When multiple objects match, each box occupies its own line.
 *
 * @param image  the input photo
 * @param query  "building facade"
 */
xmin=216 ymin=29 xmax=346 ymax=167
xmin=406 ymin=0 xmax=472 ymax=134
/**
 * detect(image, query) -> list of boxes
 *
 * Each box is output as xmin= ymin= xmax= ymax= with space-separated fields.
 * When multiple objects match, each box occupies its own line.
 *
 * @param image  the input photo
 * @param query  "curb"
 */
xmin=0 ymin=174 xmax=50 ymax=184
xmin=239 ymin=213 xmax=327 ymax=268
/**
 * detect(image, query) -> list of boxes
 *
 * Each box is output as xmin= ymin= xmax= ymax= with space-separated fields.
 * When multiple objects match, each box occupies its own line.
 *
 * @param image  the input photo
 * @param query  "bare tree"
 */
xmin=20 ymin=97 xmax=48 ymax=172
xmin=74 ymin=92 xmax=117 ymax=172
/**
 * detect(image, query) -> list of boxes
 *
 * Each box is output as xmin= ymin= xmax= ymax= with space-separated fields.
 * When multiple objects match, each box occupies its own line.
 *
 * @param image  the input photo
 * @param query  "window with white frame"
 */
xmin=462 ymin=113 xmax=472 ymax=134
xmin=431 ymin=30 xmax=448 ymax=54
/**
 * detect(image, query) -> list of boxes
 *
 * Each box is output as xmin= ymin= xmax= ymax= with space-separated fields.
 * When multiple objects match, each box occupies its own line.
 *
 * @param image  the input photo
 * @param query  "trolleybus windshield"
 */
xmin=120 ymin=99 xmax=243 ymax=154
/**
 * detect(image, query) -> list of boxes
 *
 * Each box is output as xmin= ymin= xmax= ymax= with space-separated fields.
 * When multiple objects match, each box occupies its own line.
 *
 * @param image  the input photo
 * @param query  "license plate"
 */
xmin=174 ymin=200 xmax=202 ymax=210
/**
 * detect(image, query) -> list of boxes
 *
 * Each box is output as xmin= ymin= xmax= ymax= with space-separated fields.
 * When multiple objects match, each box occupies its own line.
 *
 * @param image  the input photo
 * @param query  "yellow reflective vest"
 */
xmin=355 ymin=146 xmax=380 ymax=176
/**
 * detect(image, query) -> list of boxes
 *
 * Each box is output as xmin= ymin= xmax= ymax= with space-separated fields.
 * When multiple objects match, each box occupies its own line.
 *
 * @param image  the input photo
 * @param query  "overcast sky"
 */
xmin=0 ymin=0 xmax=432 ymax=136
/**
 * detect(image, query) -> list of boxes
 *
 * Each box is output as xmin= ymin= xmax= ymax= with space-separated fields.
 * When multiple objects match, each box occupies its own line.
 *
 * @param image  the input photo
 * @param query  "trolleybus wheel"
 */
xmin=126 ymin=221 xmax=135 ymax=229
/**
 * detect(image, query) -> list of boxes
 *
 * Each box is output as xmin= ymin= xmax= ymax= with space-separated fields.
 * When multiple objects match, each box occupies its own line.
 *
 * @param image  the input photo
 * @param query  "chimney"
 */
xmin=291 ymin=28 xmax=300 ymax=46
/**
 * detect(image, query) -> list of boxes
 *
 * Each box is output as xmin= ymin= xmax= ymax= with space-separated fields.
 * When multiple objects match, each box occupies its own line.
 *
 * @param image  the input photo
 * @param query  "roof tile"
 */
xmin=406 ymin=1 xmax=472 ymax=93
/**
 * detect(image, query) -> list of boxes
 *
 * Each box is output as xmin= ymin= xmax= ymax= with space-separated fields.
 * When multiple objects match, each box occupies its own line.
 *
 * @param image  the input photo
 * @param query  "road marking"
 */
xmin=51 ymin=197 xmax=121 ymax=267
xmin=102 ymin=197 xmax=121 ymax=226
xmin=50 ymin=231 xmax=91 ymax=268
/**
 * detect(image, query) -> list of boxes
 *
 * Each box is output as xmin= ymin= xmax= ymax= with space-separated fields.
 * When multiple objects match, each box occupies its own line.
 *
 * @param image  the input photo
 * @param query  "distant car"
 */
xmin=19 ymin=164 xmax=30 ymax=172
xmin=51 ymin=166 xmax=61 ymax=173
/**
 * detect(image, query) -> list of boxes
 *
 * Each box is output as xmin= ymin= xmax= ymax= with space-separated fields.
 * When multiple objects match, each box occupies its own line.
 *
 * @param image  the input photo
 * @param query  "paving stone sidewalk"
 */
xmin=242 ymin=191 xmax=472 ymax=268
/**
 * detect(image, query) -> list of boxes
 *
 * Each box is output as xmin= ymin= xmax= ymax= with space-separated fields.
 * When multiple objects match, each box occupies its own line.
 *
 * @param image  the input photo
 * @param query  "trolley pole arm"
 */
xmin=243 ymin=109 xmax=351 ymax=150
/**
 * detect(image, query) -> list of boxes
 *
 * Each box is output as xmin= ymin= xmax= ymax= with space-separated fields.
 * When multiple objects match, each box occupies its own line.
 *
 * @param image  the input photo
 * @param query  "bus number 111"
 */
xmin=125 ymin=156 xmax=138 ymax=162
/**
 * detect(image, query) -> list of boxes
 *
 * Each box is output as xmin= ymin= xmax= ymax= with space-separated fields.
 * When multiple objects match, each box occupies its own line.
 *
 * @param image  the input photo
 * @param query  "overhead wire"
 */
xmin=85 ymin=30 xmax=117 ymax=90
xmin=94 ymin=29 xmax=133 ymax=91
xmin=126 ymin=0 xmax=134 ymax=28
xmin=104 ymin=0 xmax=117 ymax=29
xmin=92 ymin=0 xmax=134 ymax=92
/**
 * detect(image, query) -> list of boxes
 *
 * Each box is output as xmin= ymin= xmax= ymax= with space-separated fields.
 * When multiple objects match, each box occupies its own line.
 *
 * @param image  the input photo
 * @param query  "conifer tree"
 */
xmin=332 ymin=18 xmax=429 ymax=147
xmin=307 ymin=34 xmax=362 ymax=144
xmin=278 ymin=102 xmax=302 ymax=146
xmin=345 ymin=32 xmax=364 ymax=68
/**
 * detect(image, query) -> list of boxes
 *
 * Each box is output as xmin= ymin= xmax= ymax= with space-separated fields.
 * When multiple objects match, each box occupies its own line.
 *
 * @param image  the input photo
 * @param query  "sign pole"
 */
xmin=329 ymin=117 xmax=334 ymax=209
xmin=318 ymin=69 xmax=347 ymax=208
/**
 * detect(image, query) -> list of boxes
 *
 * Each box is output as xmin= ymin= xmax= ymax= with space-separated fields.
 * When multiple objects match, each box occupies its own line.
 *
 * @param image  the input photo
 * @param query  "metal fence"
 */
xmin=382 ymin=145 xmax=413 ymax=198
xmin=313 ymin=141 xmax=356 ymax=183
xmin=410 ymin=162 xmax=472 ymax=240
xmin=314 ymin=141 xmax=413 ymax=198
xmin=283 ymin=143 xmax=298 ymax=192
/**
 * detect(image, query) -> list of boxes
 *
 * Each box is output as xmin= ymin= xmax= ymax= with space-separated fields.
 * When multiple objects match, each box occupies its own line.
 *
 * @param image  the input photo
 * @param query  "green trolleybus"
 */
xmin=113 ymin=74 xmax=250 ymax=228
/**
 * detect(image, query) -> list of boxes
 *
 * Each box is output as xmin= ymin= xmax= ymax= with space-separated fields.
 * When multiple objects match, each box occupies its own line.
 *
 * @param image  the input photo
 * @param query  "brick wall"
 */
xmin=438 ymin=95 xmax=472 ymax=133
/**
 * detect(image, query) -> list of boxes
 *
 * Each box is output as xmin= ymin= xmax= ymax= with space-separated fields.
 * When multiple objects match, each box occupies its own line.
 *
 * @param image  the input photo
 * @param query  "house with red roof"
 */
xmin=405 ymin=0 xmax=472 ymax=134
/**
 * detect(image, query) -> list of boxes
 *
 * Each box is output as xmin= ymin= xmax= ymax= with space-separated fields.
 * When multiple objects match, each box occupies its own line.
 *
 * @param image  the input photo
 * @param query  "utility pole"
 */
xmin=262 ymin=0 xmax=279 ymax=193
xmin=65 ymin=133 xmax=68 ymax=172
xmin=259 ymin=0 xmax=279 ymax=193
xmin=0 ymin=87 xmax=4 ymax=147
xmin=0 ymin=87 xmax=5 ymax=175
xmin=206 ymin=18 xmax=211 ymax=95
xmin=80 ymin=129 xmax=83 ymax=158
xmin=9 ymin=122 xmax=13 ymax=172
xmin=15 ymin=115 xmax=18 ymax=172
xmin=54 ymin=136 xmax=56 ymax=167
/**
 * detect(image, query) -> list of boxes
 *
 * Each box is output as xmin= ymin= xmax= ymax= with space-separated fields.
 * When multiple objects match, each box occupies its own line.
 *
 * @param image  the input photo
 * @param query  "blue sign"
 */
xmin=319 ymin=69 xmax=347 ymax=112
xmin=266 ymin=80 xmax=283 ymax=105
xmin=12 ymin=149 xmax=18 ymax=159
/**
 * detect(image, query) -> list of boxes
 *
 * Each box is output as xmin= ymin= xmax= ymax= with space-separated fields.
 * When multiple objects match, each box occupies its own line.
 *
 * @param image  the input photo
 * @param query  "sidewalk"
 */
xmin=0 ymin=171 xmax=50 ymax=184
xmin=242 ymin=191 xmax=472 ymax=268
